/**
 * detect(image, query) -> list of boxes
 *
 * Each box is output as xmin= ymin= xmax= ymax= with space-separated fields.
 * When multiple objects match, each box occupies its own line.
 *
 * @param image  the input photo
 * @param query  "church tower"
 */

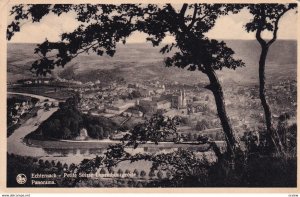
xmin=182 ymin=89 xmax=187 ymax=107
xmin=177 ymin=90 xmax=183 ymax=109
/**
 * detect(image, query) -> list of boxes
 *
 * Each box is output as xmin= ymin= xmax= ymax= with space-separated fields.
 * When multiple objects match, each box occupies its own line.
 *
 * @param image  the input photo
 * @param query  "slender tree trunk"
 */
xmin=206 ymin=68 xmax=238 ymax=157
xmin=258 ymin=44 xmax=285 ymax=154
xmin=259 ymin=45 xmax=273 ymax=133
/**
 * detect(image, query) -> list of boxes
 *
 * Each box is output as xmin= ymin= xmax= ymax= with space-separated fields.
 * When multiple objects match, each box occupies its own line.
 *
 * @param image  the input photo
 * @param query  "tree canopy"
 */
xmin=245 ymin=4 xmax=297 ymax=47
xmin=7 ymin=4 xmax=245 ymax=76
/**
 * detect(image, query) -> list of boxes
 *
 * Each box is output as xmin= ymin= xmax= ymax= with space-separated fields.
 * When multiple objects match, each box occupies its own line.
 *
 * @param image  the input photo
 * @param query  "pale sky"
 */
xmin=8 ymin=6 xmax=297 ymax=43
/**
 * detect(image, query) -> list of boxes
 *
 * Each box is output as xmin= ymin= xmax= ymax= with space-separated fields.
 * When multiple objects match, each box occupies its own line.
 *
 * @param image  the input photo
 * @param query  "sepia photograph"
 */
xmin=2 ymin=1 xmax=298 ymax=190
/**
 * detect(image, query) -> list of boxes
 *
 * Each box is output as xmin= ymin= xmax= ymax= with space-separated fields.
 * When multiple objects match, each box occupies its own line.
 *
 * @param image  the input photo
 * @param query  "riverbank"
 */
xmin=7 ymin=92 xmax=60 ymax=157
xmin=24 ymin=138 xmax=223 ymax=150
xmin=8 ymin=91 xmax=58 ymax=102
xmin=7 ymin=92 xmax=225 ymax=166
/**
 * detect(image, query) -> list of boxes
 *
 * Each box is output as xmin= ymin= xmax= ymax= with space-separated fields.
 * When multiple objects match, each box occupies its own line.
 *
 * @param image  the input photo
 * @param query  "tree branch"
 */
xmin=71 ymin=42 xmax=100 ymax=58
xmin=165 ymin=4 xmax=176 ymax=14
xmin=188 ymin=4 xmax=198 ymax=30
xmin=267 ymin=7 xmax=292 ymax=46
xmin=256 ymin=7 xmax=267 ymax=46
xmin=180 ymin=4 xmax=188 ymax=17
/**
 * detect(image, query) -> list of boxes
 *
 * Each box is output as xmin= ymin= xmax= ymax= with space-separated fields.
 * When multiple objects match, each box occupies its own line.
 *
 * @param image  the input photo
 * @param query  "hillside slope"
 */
xmin=7 ymin=40 xmax=297 ymax=85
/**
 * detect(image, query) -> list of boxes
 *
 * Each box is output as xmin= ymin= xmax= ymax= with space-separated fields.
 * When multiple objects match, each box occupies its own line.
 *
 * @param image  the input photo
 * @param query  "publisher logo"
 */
xmin=16 ymin=174 xmax=27 ymax=184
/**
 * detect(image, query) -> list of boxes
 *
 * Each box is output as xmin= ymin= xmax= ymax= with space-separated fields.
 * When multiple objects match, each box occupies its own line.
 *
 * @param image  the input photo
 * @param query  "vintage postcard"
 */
xmin=0 ymin=0 xmax=299 ymax=193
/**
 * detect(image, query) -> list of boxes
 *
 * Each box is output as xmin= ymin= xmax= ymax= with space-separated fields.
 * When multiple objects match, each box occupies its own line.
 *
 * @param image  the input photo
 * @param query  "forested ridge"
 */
xmin=26 ymin=97 xmax=119 ymax=140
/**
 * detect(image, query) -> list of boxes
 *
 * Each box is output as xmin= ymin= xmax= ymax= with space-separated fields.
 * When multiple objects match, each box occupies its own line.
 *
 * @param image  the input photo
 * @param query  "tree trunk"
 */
xmin=258 ymin=44 xmax=285 ymax=154
xmin=259 ymin=45 xmax=273 ymax=133
xmin=206 ymin=68 xmax=238 ymax=157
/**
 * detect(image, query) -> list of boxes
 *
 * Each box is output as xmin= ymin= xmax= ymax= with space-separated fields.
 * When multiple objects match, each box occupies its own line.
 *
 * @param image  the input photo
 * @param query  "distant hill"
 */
xmin=7 ymin=40 xmax=297 ymax=86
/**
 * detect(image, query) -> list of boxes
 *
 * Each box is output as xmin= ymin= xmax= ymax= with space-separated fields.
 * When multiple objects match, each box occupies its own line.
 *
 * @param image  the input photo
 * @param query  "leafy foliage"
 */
xmin=7 ymin=4 xmax=245 ymax=76
xmin=245 ymin=4 xmax=297 ymax=47
xmin=26 ymin=96 xmax=118 ymax=140
xmin=122 ymin=114 xmax=179 ymax=147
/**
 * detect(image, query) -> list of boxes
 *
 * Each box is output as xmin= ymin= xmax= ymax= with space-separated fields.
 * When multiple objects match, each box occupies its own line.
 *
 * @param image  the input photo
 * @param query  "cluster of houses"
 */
xmin=75 ymin=79 xmax=220 ymax=121
xmin=77 ymin=80 xmax=193 ymax=118
xmin=18 ymin=77 xmax=56 ymax=85
xmin=8 ymin=101 xmax=33 ymax=125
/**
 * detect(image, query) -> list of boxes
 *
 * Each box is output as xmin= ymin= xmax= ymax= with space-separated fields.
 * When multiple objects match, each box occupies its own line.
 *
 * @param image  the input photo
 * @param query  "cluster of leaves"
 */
xmin=245 ymin=4 xmax=297 ymax=46
xmin=140 ymin=4 xmax=245 ymax=72
xmin=72 ymin=113 xmax=225 ymax=186
xmin=245 ymin=4 xmax=297 ymax=32
xmin=150 ymin=149 xmax=211 ymax=186
xmin=99 ymin=114 xmax=180 ymax=167
xmin=122 ymin=113 xmax=179 ymax=147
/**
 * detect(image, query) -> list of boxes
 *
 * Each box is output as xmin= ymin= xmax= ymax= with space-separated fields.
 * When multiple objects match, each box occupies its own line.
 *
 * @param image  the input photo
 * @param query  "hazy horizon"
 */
xmin=7 ymin=39 xmax=297 ymax=87
xmin=7 ymin=38 xmax=298 ymax=45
